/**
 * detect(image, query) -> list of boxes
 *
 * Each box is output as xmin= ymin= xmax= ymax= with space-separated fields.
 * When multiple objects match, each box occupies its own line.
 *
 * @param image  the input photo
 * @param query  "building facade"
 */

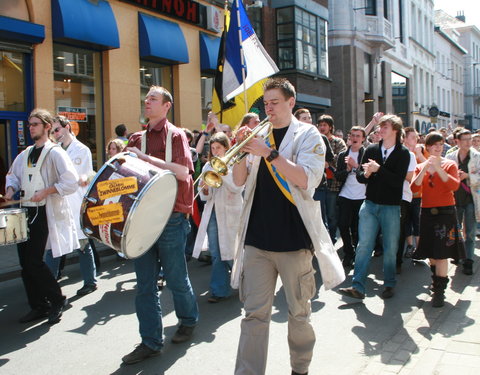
xmin=435 ymin=9 xmax=480 ymax=131
xmin=0 ymin=0 xmax=224 ymax=169
xmin=433 ymin=23 xmax=466 ymax=129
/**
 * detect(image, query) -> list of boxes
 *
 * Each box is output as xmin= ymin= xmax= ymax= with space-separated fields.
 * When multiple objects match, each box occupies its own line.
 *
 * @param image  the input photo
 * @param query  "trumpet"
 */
xmin=194 ymin=117 xmax=273 ymax=190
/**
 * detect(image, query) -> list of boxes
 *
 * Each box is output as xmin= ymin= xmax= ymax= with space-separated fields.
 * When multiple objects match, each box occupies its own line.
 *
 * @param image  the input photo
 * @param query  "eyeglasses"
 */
xmin=428 ymin=174 xmax=434 ymax=188
xmin=53 ymin=127 xmax=62 ymax=133
xmin=27 ymin=122 xmax=43 ymax=127
xmin=383 ymin=149 xmax=387 ymax=163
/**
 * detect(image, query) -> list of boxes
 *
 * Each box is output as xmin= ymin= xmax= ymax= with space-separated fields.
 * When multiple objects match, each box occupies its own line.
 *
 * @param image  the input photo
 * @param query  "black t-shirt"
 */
xmin=28 ymin=146 xmax=44 ymax=166
xmin=245 ymin=126 xmax=312 ymax=252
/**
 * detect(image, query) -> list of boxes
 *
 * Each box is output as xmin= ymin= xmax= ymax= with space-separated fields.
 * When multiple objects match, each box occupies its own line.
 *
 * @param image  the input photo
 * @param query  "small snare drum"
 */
xmin=0 ymin=208 xmax=29 ymax=246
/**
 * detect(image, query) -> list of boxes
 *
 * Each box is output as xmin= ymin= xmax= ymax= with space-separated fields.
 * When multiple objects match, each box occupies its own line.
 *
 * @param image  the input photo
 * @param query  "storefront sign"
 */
xmin=57 ymin=106 xmax=87 ymax=122
xmin=17 ymin=121 xmax=25 ymax=146
xmin=120 ymin=0 xmax=200 ymax=25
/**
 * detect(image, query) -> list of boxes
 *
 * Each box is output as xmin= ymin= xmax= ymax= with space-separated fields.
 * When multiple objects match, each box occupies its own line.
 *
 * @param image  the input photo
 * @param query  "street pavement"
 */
xmin=0 ymin=239 xmax=479 ymax=375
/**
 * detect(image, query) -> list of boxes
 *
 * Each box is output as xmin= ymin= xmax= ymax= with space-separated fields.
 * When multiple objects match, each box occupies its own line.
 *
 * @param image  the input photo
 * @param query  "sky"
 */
xmin=434 ymin=0 xmax=480 ymax=29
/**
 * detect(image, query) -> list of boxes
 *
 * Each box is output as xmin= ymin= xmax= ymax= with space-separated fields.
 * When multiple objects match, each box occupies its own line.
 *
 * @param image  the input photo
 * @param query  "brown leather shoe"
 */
xmin=338 ymin=287 xmax=365 ymax=299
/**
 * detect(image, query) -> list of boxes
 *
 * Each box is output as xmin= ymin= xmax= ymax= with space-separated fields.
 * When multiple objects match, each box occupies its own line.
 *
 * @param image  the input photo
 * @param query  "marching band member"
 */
xmin=121 ymin=86 xmax=198 ymax=365
xmin=44 ymin=115 xmax=97 ymax=296
xmin=4 ymin=109 xmax=79 ymax=324
xmin=231 ymin=78 xmax=344 ymax=375
xmin=193 ymin=132 xmax=244 ymax=303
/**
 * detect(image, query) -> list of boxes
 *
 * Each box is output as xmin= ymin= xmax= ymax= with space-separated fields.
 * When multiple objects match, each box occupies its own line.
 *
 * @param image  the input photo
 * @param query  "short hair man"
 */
xmin=4 ymin=109 xmax=79 ymax=324
xmin=121 ymin=86 xmax=199 ymax=364
xmin=45 ymin=115 xmax=97 ymax=296
xmin=334 ymin=126 xmax=367 ymax=268
xmin=115 ymin=123 xmax=128 ymax=144
xmin=339 ymin=114 xmax=411 ymax=299
xmin=317 ymin=114 xmax=347 ymax=242
xmin=446 ymin=129 xmax=480 ymax=275
xmin=232 ymin=78 xmax=344 ymax=375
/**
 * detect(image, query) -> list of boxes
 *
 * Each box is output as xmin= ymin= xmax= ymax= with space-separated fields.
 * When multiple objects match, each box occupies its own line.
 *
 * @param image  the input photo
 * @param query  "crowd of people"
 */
xmin=2 ymin=78 xmax=480 ymax=375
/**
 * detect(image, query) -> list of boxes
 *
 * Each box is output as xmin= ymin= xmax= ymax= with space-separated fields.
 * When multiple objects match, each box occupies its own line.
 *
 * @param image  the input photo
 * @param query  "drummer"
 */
xmin=121 ymin=86 xmax=198 ymax=365
xmin=4 ymin=108 xmax=79 ymax=324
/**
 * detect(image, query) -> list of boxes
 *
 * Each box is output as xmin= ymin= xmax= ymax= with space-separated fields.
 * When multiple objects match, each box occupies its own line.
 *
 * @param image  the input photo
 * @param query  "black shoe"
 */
xmin=404 ymin=245 xmax=414 ymax=258
xmin=171 ymin=325 xmax=195 ymax=344
xmin=19 ymin=308 xmax=49 ymax=323
xmin=122 ymin=343 xmax=162 ymax=365
xmin=462 ymin=259 xmax=473 ymax=275
xmin=208 ymin=295 xmax=228 ymax=303
xmin=198 ymin=254 xmax=212 ymax=264
xmin=292 ymin=371 xmax=308 ymax=375
xmin=48 ymin=298 xmax=68 ymax=325
xmin=77 ymin=284 xmax=97 ymax=296
xmin=338 ymin=287 xmax=365 ymax=299
xmin=381 ymin=287 xmax=394 ymax=299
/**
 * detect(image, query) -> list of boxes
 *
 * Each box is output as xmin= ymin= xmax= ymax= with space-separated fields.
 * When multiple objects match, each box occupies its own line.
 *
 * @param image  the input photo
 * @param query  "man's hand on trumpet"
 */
xmin=235 ymin=126 xmax=271 ymax=158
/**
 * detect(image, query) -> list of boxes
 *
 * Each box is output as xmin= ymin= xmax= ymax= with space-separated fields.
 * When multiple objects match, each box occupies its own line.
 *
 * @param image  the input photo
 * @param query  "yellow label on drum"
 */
xmin=87 ymin=203 xmax=124 ymax=226
xmin=97 ymin=176 xmax=138 ymax=200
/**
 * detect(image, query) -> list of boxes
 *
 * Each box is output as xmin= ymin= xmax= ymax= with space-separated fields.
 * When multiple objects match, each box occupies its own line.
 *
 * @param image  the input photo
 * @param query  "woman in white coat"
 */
xmin=193 ymin=132 xmax=243 ymax=302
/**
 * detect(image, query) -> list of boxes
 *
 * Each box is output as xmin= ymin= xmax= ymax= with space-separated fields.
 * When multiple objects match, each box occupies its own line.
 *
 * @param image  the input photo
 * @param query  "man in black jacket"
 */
xmin=335 ymin=126 xmax=366 ymax=268
xmin=339 ymin=115 xmax=410 ymax=299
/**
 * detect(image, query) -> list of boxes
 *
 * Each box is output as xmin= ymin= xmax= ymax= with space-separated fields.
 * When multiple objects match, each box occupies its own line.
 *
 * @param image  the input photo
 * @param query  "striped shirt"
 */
xmin=128 ymin=118 xmax=194 ymax=214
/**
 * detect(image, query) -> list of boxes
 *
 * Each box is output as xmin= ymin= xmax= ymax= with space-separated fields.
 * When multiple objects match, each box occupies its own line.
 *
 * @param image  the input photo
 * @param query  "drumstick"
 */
xmin=0 ymin=199 xmax=25 ymax=208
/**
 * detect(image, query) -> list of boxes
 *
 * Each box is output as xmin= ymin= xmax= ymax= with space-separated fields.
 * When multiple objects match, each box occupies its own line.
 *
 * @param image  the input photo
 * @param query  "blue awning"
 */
xmin=0 ymin=16 xmax=45 ymax=44
xmin=51 ymin=0 xmax=119 ymax=50
xmin=138 ymin=13 xmax=189 ymax=64
xmin=199 ymin=33 xmax=220 ymax=72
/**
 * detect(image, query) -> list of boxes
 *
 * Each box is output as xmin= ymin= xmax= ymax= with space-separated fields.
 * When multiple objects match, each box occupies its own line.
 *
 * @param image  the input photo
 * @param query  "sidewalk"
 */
xmin=362 ymin=257 xmax=480 ymax=374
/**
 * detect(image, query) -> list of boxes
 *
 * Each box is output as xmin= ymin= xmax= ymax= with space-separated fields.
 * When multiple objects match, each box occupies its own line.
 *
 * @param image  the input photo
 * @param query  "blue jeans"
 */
xmin=456 ymin=202 xmax=476 ymax=260
xmin=45 ymin=240 xmax=97 ymax=286
xmin=326 ymin=190 xmax=339 ymax=242
xmin=352 ymin=201 xmax=400 ymax=294
xmin=134 ymin=212 xmax=199 ymax=351
xmin=207 ymin=209 xmax=232 ymax=297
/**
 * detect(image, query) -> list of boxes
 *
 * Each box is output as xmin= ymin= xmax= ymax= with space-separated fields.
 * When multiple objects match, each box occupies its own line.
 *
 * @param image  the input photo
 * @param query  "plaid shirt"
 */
xmin=327 ymin=136 xmax=347 ymax=192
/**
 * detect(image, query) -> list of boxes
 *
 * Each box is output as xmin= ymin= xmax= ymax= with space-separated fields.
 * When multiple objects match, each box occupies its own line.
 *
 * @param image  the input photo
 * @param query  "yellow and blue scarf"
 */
xmin=264 ymin=132 xmax=296 ymax=206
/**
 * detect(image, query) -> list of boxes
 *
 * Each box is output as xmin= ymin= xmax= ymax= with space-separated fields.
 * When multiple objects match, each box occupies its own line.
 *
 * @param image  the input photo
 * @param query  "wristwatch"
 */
xmin=266 ymin=149 xmax=280 ymax=162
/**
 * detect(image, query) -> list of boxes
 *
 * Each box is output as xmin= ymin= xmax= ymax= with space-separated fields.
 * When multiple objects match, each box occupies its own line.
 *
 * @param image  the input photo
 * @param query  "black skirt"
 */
xmin=413 ymin=206 xmax=466 ymax=260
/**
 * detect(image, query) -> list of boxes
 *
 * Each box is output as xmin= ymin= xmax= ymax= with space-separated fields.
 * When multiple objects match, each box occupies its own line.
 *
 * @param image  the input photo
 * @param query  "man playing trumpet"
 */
xmin=231 ymin=78 xmax=344 ymax=375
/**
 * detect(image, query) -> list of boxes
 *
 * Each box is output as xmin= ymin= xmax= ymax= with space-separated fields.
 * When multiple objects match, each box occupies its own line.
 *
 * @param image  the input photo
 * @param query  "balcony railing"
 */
xmin=365 ymin=16 xmax=395 ymax=49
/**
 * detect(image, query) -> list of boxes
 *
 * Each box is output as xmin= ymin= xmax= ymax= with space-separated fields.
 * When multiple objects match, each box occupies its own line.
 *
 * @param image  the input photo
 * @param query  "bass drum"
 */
xmin=81 ymin=153 xmax=177 ymax=259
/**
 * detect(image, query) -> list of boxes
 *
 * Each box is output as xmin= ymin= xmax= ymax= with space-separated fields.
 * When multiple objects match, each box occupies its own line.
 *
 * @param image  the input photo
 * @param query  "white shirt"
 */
xmin=402 ymin=151 xmax=417 ymax=202
xmin=339 ymin=150 xmax=366 ymax=200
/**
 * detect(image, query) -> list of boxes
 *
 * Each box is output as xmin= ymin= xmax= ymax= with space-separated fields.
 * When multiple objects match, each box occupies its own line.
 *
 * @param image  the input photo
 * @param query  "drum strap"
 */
xmin=140 ymin=127 xmax=173 ymax=163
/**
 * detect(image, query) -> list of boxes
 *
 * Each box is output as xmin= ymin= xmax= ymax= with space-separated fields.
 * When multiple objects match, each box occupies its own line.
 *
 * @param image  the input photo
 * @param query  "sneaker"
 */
xmin=404 ymin=245 xmax=414 ymax=258
xmin=19 ymin=308 xmax=49 ymax=323
xmin=381 ymin=287 xmax=395 ymax=299
xmin=338 ymin=287 xmax=365 ymax=300
xmin=122 ymin=343 xmax=162 ymax=365
xmin=77 ymin=284 xmax=97 ymax=296
xmin=207 ymin=295 xmax=228 ymax=303
xmin=171 ymin=325 xmax=195 ymax=344
xmin=48 ymin=298 xmax=68 ymax=325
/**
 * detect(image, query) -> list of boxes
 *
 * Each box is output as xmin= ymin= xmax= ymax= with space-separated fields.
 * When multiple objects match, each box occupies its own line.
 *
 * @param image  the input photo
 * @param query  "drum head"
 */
xmin=122 ymin=172 xmax=177 ymax=258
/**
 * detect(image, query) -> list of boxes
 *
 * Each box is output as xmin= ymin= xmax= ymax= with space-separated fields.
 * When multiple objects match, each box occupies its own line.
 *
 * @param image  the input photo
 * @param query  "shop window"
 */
xmin=139 ymin=60 xmax=173 ymax=123
xmin=0 ymin=50 xmax=25 ymax=111
xmin=276 ymin=7 xmax=328 ymax=77
xmin=53 ymin=44 xmax=103 ymax=169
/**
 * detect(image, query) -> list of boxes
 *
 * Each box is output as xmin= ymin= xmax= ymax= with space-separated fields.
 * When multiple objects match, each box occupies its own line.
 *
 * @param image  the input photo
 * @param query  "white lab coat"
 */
xmin=6 ymin=140 xmax=80 ymax=257
xmin=231 ymin=116 xmax=345 ymax=290
xmin=64 ymin=138 xmax=93 ymax=240
xmin=192 ymin=163 xmax=244 ymax=261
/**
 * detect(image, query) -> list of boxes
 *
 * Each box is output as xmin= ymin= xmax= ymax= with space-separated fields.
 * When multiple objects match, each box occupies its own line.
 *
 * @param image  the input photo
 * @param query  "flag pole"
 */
xmin=235 ymin=0 xmax=248 ymax=115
